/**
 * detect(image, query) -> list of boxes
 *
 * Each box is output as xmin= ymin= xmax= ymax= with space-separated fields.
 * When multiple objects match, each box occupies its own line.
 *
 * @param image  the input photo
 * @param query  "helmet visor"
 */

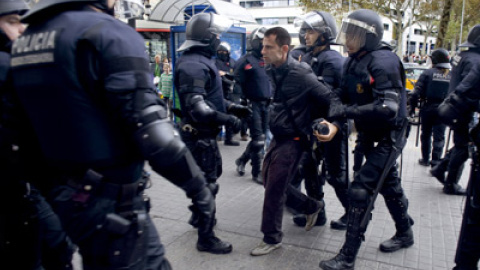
xmin=336 ymin=18 xmax=377 ymax=52
xmin=302 ymin=12 xmax=325 ymax=32
xmin=208 ymin=13 xmax=233 ymax=38
xmin=114 ymin=0 xmax=144 ymax=19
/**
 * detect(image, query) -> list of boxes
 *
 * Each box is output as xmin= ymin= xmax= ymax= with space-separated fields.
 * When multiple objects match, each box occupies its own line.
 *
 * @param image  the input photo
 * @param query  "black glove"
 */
xmin=227 ymin=115 xmax=242 ymax=134
xmin=190 ymin=187 xmax=216 ymax=235
xmin=228 ymin=104 xmax=252 ymax=118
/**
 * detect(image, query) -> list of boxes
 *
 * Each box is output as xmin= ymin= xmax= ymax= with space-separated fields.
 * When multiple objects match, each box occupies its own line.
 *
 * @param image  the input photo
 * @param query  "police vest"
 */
xmin=239 ymin=54 xmax=271 ymax=101
xmin=342 ymin=50 xmax=407 ymax=133
xmin=10 ymin=11 xmax=146 ymax=170
xmin=426 ymin=68 xmax=450 ymax=102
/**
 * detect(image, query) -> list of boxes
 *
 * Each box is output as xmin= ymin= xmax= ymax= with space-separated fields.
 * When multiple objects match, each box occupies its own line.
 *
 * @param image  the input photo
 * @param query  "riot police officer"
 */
xmin=175 ymin=12 xmax=250 ymax=251
xmin=432 ymin=25 xmax=480 ymax=196
xmin=0 ymin=0 xmax=75 ymax=268
xmin=409 ymin=48 xmax=451 ymax=167
xmin=234 ymin=27 xmax=272 ymax=184
xmin=320 ymin=9 xmax=414 ymax=270
xmin=434 ymin=27 xmax=480 ymax=268
xmin=11 ymin=1 xmax=230 ymax=269
xmin=291 ymin=10 xmax=349 ymax=230
xmin=215 ymin=41 xmax=240 ymax=146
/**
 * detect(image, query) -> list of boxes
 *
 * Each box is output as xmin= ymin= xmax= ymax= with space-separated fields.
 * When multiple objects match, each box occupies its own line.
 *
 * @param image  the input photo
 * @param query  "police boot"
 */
xmin=235 ymin=158 xmax=246 ymax=176
xmin=197 ymin=213 xmax=232 ymax=254
xmin=197 ymin=234 xmax=233 ymax=254
xmin=379 ymin=228 xmax=414 ymax=252
xmin=251 ymin=151 xmax=263 ymax=185
xmin=331 ymin=186 xmax=349 ymax=230
xmin=380 ymin=196 xmax=414 ymax=252
xmin=319 ymin=207 xmax=364 ymax=270
xmin=330 ymin=213 xmax=348 ymax=231
xmin=444 ymin=164 xmax=467 ymax=195
xmin=430 ymin=159 xmax=448 ymax=184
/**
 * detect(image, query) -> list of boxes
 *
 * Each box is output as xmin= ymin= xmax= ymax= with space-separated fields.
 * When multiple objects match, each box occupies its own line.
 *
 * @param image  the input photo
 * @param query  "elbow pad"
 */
xmin=378 ymin=90 xmax=399 ymax=120
xmin=188 ymin=95 xmax=217 ymax=123
xmin=134 ymin=105 xmax=206 ymax=195
xmin=438 ymin=93 xmax=471 ymax=128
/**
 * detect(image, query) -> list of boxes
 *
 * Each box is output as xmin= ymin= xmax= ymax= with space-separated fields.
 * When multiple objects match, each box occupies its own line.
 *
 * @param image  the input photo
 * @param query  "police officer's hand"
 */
xmin=314 ymin=120 xmax=338 ymax=142
xmin=227 ymin=115 xmax=242 ymax=133
xmin=228 ymin=104 xmax=252 ymax=118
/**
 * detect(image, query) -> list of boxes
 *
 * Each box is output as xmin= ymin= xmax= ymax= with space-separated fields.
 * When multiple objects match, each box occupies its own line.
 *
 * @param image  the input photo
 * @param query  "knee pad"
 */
xmin=207 ymin=182 xmax=219 ymax=197
xmin=348 ymin=188 xmax=370 ymax=208
xmin=250 ymin=139 xmax=265 ymax=152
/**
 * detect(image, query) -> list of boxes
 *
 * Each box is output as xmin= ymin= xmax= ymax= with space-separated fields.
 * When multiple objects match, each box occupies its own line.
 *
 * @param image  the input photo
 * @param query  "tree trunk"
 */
xmin=436 ymin=0 xmax=453 ymax=48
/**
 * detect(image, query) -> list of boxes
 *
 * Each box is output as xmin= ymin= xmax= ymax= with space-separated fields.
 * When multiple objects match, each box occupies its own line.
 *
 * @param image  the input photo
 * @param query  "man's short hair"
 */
xmin=265 ymin=27 xmax=291 ymax=47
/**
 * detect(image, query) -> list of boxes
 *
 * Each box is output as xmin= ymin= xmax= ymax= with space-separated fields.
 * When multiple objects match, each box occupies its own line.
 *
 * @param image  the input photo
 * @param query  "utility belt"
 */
xmin=66 ymin=169 xmax=148 ymax=202
xmin=65 ymin=169 xmax=150 ymax=235
xmin=180 ymin=122 xmax=220 ymax=138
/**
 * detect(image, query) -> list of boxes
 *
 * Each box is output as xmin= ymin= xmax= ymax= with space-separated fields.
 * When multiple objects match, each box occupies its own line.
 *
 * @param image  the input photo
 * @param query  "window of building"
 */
xmin=256 ymin=17 xmax=296 ymax=25
xmin=240 ymin=0 xmax=296 ymax=8
xmin=383 ymin=24 xmax=389 ymax=31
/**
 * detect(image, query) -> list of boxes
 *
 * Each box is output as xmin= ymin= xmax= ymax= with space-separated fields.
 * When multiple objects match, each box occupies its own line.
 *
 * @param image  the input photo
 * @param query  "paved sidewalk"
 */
xmin=74 ymin=132 xmax=471 ymax=269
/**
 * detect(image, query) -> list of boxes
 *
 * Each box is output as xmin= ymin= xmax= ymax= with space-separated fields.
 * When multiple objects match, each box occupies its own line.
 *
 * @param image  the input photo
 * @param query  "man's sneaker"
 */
xmin=250 ymin=241 xmax=281 ymax=256
xmin=235 ymin=159 xmax=246 ymax=176
xmin=418 ymin=159 xmax=430 ymax=166
xmin=305 ymin=207 xmax=321 ymax=231
xmin=330 ymin=213 xmax=348 ymax=230
xmin=379 ymin=228 xmax=414 ymax=252
xmin=293 ymin=211 xmax=327 ymax=227
xmin=197 ymin=236 xmax=233 ymax=254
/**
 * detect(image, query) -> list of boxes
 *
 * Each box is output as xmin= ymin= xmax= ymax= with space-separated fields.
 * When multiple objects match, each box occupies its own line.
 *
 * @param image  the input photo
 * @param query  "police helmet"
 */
xmin=177 ymin=13 xmax=232 ymax=52
xmin=336 ymin=9 xmax=383 ymax=54
xmin=217 ymin=41 xmax=230 ymax=53
xmin=460 ymin=24 xmax=480 ymax=48
xmin=0 ymin=0 xmax=29 ymax=16
xmin=247 ymin=26 xmax=266 ymax=52
xmin=295 ymin=11 xmax=337 ymax=46
xmin=430 ymin=48 xmax=450 ymax=64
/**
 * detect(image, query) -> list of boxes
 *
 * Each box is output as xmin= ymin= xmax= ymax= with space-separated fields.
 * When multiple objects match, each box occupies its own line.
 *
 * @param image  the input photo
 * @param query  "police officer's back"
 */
xmin=436 ymin=24 xmax=480 ymax=270
xmin=433 ymin=25 xmax=480 ymax=196
xmin=409 ymin=49 xmax=451 ymax=167
xmin=0 ymin=0 xmax=75 ymax=268
xmin=10 ymin=0 xmax=231 ymax=268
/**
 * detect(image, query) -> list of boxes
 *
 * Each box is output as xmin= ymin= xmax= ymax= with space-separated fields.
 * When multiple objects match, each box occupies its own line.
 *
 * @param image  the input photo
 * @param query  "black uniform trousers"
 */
xmin=419 ymin=104 xmax=447 ymax=164
xmin=238 ymin=100 xmax=269 ymax=176
xmin=352 ymin=132 xmax=413 ymax=234
xmin=445 ymin=123 xmax=470 ymax=186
